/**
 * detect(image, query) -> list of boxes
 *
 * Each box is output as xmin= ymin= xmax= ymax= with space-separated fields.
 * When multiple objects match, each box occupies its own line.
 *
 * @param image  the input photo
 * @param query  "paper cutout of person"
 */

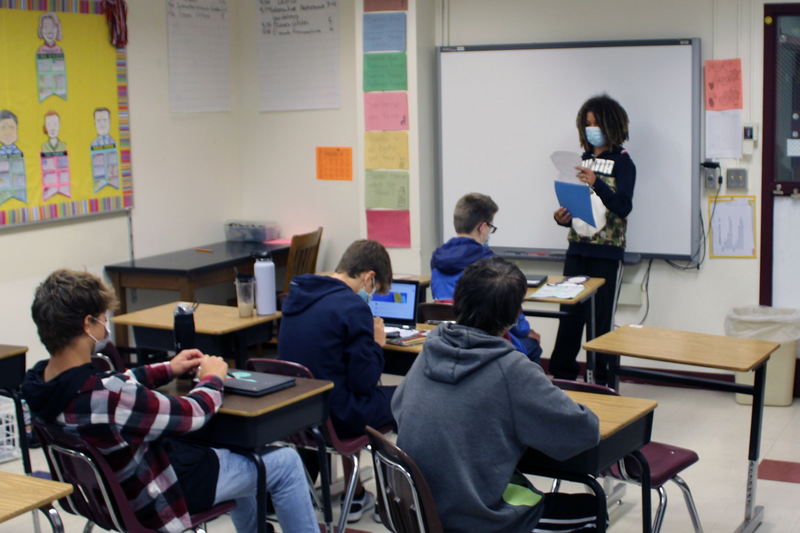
xmin=37 ymin=12 xmax=63 ymax=55
xmin=0 ymin=110 xmax=23 ymax=156
xmin=41 ymin=111 xmax=66 ymax=154
xmin=91 ymin=108 xmax=116 ymax=147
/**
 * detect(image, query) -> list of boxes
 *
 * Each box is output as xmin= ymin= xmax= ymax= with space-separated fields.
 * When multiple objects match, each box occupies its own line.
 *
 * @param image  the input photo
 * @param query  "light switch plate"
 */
xmin=727 ymin=168 xmax=748 ymax=189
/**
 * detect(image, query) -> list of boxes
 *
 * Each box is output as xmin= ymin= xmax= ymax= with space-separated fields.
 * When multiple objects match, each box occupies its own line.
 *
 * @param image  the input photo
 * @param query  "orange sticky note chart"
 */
xmin=365 ymin=131 xmax=408 ymax=170
xmin=316 ymin=147 xmax=353 ymax=181
xmin=365 ymin=92 xmax=409 ymax=131
xmin=364 ymin=0 xmax=408 ymax=12
xmin=367 ymin=209 xmax=411 ymax=248
xmin=705 ymin=58 xmax=743 ymax=111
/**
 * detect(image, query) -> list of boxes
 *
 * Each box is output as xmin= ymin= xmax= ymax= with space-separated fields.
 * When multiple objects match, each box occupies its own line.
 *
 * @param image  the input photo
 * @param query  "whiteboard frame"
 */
xmin=436 ymin=39 xmax=702 ymax=261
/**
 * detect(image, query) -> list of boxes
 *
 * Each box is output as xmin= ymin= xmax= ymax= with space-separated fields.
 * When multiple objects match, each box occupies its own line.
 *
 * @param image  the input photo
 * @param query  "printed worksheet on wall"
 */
xmin=167 ymin=0 xmax=231 ymax=113
xmin=258 ymin=0 xmax=340 ymax=111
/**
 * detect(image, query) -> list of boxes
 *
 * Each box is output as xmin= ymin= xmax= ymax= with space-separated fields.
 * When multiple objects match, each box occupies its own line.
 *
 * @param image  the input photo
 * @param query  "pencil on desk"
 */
xmin=195 ymin=248 xmax=213 ymax=253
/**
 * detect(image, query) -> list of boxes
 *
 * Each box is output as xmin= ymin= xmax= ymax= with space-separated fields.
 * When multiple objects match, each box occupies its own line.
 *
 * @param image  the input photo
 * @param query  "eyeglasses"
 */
xmin=485 ymin=222 xmax=498 ymax=234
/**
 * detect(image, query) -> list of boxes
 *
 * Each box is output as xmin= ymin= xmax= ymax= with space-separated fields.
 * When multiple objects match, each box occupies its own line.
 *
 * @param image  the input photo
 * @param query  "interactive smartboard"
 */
xmin=437 ymin=39 xmax=702 ymax=260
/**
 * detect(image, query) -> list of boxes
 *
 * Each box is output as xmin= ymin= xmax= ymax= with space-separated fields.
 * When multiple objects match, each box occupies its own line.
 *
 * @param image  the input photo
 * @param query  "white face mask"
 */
xmin=88 ymin=316 xmax=111 ymax=354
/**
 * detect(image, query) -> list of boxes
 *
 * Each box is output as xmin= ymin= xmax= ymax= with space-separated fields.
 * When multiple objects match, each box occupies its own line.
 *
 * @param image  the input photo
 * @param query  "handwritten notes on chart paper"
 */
xmin=709 ymin=196 xmax=756 ymax=258
xmin=364 ymin=92 xmax=408 ymax=131
xmin=705 ymin=58 xmax=743 ymax=158
xmin=258 ymin=0 xmax=340 ymax=111
xmin=168 ymin=0 xmax=231 ymax=113
xmin=365 ymin=170 xmax=409 ymax=209
xmin=365 ymin=131 xmax=408 ymax=169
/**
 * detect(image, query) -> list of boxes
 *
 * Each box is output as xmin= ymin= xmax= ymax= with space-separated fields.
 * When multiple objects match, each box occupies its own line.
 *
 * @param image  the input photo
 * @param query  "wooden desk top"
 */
xmin=0 ymin=345 xmax=27 ymax=361
xmin=105 ymin=241 xmax=290 ymax=275
xmin=0 ymin=471 xmax=72 ymax=523
xmin=564 ymin=390 xmax=657 ymax=440
xmin=525 ymin=276 xmax=605 ymax=304
xmin=583 ymin=324 xmax=779 ymax=373
xmin=112 ymin=302 xmax=281 ymax=335
xmin=159 ymin=377 xmax=333 ymax=418
xmin=383 ymin=323 xmax=435 ymax=354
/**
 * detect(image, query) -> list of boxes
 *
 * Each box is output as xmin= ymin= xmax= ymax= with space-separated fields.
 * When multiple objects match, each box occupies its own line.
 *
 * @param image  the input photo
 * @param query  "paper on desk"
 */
xmin=531 ymin=284 xmax=586 ymax=299
xmin=385 ymin=327 xmax=420 ymax=338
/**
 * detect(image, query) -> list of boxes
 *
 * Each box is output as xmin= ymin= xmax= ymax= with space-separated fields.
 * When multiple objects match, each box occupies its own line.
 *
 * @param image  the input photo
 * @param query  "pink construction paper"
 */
xmin=364 ymin=92 xmax=409 ymax=131
xmin=366 ymin=209 xmax=410 ymax=248
xmin=265 ymin=238 xmax=292 ymax=245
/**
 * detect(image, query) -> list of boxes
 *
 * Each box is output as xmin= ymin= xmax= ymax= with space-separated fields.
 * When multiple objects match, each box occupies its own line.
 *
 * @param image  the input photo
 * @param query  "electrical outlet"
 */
xmin=705 ymin=167 xmax=719 ymax=189
xmin=727 ymin=168 xmax=748 ymax=189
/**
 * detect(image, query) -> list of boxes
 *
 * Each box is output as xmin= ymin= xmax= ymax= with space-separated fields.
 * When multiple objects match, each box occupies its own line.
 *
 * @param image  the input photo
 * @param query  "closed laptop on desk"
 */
xmin=224 ymin=371 xmax=296 ymax=397
xmin=368 ymin=280 xmax=419 ymax=328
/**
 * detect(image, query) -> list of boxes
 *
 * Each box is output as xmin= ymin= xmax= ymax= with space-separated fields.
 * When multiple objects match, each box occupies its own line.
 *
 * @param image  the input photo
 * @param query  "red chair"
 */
xmin=91 ymin=342 xmax=128 ymax=372
xmin=33 ymin=423 xmax=236 ymax=533
xmin=246 ymin=358 xmax=393 ymax=533
xmin=550 ymin=379 xmax=703 ymax=533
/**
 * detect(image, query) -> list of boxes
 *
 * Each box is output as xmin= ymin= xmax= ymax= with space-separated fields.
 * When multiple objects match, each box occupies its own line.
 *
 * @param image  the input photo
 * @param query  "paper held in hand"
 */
xmin=551 ymin=151 xmax=595 ymax=227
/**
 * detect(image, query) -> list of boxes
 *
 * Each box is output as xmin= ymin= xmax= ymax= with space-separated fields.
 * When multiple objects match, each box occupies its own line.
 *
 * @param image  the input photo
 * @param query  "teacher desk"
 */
xmin=112 ymin=302 xmax=281 ymax=369
xmin=105 ymin=241 xmax=290 ymax=346
xmin=159 ymin=376 xmax=334 ymax=533
xmin=584 ymin=324 xmax=778 ymax=533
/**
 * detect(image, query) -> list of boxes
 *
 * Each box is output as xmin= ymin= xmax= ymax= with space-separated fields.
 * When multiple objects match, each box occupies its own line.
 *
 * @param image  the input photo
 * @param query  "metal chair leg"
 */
xmin=652 ymin=486 xmax=668 ymax=533
xmin=338 ymin=454 xmax=360 ymax=533
xmin=672 ymin=475 xmax=703 ymax=533
xmin=550 ymin=478 xmax=561 ymax=492
xmin=37 ymin=504 xmax=64 ymax=533
xmin=82 ymin=520 xmax=95 ymax=533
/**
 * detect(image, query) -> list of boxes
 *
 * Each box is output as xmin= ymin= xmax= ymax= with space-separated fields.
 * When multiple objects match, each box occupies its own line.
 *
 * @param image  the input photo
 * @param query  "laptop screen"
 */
xmin=368 ymin=280 xmax=419 ymax=327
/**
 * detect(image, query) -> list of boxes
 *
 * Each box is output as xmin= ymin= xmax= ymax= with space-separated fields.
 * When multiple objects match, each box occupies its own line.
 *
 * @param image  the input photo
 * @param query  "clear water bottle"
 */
xmin=253 ymin=251 xmax=277 ymax=315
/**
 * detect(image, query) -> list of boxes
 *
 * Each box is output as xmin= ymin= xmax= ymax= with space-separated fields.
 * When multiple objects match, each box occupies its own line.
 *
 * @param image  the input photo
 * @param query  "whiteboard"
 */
xmin=437 ymin=40 xmax=702 ymax=260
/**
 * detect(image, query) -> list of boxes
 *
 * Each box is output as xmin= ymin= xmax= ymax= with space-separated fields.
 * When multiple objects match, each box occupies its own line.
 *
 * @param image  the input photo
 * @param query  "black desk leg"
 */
xmin=310 ymin=428 xmax=333 ymax=533
xmin=631 ymin=450 xmax=652 ymax=533
xmin=9 ymin=389 xmax=32 ymax=474
xmin=248 ymin=452 xmax=269 ymax=533
xmin=586 ymin=295 xmax=597 ymax=384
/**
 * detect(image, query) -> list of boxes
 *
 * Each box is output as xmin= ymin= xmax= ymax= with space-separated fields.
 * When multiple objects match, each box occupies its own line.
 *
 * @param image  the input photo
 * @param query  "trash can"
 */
xmin=725 ymin=306 xmax=800 ymax=407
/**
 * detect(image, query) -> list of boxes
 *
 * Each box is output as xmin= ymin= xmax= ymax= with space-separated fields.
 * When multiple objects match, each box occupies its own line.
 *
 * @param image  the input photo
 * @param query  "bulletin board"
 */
xmin=0 ymin=1 xmax=132 ymax=229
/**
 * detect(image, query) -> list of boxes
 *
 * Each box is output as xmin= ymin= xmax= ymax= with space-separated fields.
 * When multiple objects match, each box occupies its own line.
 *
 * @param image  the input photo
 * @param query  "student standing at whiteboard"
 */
xmin=551 ymin=95 xmax=636 ymax=385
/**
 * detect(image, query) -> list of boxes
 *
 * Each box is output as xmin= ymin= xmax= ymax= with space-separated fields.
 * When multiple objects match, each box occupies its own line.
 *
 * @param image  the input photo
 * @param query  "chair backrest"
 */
xmin=33 ymin=423 xmax=149 ymax=533
xmin=284 ymin=227 xmax=323 ymax=293
xmin=550 ymin=378 xmax=620 ymax=397
xmin=417 ymin=302 xmax=456 ymax=324
xmin=366 ymin=426 xmax=443 ymax=533
xmin=97 ymin=341 xmax=127 ymax=372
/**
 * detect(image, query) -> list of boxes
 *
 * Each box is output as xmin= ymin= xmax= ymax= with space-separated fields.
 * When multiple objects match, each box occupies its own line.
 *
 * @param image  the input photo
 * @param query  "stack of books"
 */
xmin=387 ymin=331 xmax=428 ymax=347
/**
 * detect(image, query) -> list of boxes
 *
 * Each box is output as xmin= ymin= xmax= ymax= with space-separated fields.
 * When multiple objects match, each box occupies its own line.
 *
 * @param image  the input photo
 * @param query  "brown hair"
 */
xmin=335 ymin=240 xmax=393 ymax=294
xmin=454 ymin=193 xmax=498 ymax=234
xmin=31 ymin=269 xmax=118 ymax=355
xmin=576 ymin=94 xmax=629 ymax=153
xmin=42 ymin=110 xmax=60 ymax=135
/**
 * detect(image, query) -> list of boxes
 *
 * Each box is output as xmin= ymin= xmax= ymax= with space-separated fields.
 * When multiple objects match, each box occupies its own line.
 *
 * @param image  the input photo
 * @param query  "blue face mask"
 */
xmin=483 ymin=235 xmax=490 ymax=249
xmin=585 ymin=126 xmax=606 ymax=148
xmin=358 ymin=277 xmax=377 ymax=304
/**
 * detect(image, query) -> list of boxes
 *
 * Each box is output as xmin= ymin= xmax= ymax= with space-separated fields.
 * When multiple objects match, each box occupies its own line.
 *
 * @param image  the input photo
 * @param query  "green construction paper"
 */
xmin=365 ymin=170 xmax=409 ymax=209
xmin=363 ymin=52 xmax=407 ymax=92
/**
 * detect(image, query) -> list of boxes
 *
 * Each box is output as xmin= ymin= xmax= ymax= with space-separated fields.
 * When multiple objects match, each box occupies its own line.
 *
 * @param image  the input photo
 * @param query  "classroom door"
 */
xmin=762 ymin=5 xmax=800 ymax=308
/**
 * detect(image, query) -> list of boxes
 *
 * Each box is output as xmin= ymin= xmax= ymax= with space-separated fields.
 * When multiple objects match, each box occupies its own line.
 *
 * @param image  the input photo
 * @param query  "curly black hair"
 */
xmin=576 ymin=94 xmax=629 ymax=153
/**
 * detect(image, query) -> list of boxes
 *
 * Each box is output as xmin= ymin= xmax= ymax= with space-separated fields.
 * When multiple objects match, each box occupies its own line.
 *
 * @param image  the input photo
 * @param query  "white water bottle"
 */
xmin=253 ymin=251 xmax=277 ymax=315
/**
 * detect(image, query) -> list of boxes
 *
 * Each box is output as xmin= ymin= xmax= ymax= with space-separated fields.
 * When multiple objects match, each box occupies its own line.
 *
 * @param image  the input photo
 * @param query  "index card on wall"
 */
xmin=168 ymin=0 xmax=231 ymax=113
xmin=258 ymin=0 xmax=340 ymax=111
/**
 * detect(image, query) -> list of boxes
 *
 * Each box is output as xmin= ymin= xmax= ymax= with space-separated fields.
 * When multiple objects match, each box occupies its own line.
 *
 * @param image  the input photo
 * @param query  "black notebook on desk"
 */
xmin=526 ymin=274 xmax=548 ymax=287
xmin=224 ymin=371 xmax=296 ymax=397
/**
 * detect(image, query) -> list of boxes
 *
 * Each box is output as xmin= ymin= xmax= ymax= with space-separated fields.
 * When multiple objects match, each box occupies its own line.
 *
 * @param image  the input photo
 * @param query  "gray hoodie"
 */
xmin=392 ymin=323 xmax=600 ymax=533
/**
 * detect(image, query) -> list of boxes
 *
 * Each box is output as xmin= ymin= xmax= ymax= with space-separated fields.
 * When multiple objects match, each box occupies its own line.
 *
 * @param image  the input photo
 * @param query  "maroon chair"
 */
xmin=33 ymin=423 xmax=235 ymax=533
xmin=550 ymin=379 xmax=703 ymax=533
xmin=365 ymin=426 xmax=443 ymax=533
xmin=246 ymin=358 xmax=393 ymax=533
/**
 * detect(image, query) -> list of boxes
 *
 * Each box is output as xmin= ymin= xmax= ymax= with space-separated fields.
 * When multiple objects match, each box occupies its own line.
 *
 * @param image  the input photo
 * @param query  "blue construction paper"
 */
xmin=554 ymin=181 xmax=595 ymax=227
xmin=363 ymin=13 xmax=406 ymax=52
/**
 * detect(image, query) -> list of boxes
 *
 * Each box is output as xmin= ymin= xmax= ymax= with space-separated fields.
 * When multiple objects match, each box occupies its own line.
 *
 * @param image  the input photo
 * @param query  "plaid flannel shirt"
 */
xmin=54 ymin=362 xmax=223 ymax=533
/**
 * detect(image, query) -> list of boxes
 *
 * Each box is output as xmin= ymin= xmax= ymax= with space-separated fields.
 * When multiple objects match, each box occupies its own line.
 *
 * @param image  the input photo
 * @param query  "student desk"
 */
xmin=111 ymin=302 xmax=281 ymax=369
xmin=159 ymin=376 xmax=334 ymax=533
xmin=0 ymin=345 xmax=32 ymax=475
xmin=105 ymin=241 xmax=290 ymax=345
xmin=381 ymin=323 xmax=434 ymax=376
xmin=525 ymin=276 xmax=605 ymax=380
xmin=0 ymin=471 xmax=72 ymax=533
xmin=519 ymin=390 xmax=657 ymax=533
xmin=584 ymin=325 xmax=779 ymax=533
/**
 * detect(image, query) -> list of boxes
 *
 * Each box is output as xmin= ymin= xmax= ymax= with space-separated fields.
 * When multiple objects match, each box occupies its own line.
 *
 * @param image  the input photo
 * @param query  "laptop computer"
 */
xmin=368 ymin=279 xmax=420 ymax=328
xmin=224 ymin=371 xmax=296 ymax=397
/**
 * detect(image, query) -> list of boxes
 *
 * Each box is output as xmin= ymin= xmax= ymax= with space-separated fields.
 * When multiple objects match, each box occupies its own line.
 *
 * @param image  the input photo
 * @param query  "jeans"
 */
xmin=213 ymin=446 xmax=319 ymax=533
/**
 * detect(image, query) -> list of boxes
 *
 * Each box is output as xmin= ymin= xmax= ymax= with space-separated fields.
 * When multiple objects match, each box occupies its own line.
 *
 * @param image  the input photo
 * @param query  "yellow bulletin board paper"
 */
xmin=316 ymin=146 xmax=353 ymax=181
xmin=0 ymin=3 xmax=132 ymax=228
xmin=364 ymin=131 xmax=408 ymax=170
xmin=365 ymin=169 xmax=408 ymax=209
xmin=709 ymin=195 xmax=756 ymax=258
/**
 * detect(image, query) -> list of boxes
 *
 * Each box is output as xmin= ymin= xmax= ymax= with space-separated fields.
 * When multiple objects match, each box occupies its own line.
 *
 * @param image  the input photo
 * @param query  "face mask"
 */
xmin=88 ymin=316 xmax=111 ymax=354
xmin=483 ymin=234 xmax=491 ymax=249
xmin=585 ymin=126 xmax=606 ymax=148
xmin=358 ymin=276 xmax=377 ymax=304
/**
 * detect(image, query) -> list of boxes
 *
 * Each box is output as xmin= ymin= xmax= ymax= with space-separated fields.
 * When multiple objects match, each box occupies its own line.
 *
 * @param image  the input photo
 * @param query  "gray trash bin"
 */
xmin=725 ymin=306 xmax=800 ymax=406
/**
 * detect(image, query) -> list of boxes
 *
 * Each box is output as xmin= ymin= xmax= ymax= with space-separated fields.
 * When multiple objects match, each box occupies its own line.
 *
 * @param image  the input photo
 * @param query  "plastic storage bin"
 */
xmin=0 ymin=397 xmax=20 ymax=463
xmin=225 ymin=221 xmax=279 ymax=243
xmin=725 ymin=306 xmax=800 ymax=407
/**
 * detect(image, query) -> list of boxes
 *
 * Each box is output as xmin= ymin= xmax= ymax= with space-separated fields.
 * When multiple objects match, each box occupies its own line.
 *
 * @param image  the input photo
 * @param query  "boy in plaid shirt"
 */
xmin=22 ymin=269 xmax=319 ymax=533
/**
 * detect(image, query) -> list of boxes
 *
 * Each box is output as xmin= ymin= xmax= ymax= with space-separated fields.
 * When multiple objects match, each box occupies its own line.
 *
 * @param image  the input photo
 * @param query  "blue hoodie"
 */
xmin=430 ymin=238 xmax=541 ymax=361
xmin=278 ymin=274 xmax=394 ymax=438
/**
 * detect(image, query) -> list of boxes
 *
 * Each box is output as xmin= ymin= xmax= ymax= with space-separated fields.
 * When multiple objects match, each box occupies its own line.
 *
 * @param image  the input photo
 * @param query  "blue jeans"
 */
xmin=213 ymin=446 xmax=319 ymax=533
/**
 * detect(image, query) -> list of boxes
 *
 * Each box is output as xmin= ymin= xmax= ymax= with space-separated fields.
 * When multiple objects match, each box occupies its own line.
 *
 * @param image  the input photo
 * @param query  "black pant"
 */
xmin=534 ymin=492 xmax=607 ymax=532
xmin=549 ymin=254 xmax=621 ymax=384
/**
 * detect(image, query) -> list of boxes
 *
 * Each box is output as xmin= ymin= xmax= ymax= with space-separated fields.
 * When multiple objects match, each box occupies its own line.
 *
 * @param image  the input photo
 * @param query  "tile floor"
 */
xmin=3 ymin=380 xmax=800 ymax=533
